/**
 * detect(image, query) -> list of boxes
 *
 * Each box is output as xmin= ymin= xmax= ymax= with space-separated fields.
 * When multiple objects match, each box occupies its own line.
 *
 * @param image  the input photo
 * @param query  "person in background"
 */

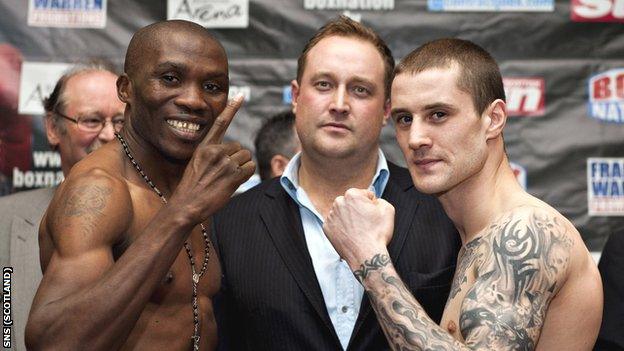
xmin=0 ymin=61 xmax=125 ymax=351
xmin=254 ymin=110 xmax=300 ymax=181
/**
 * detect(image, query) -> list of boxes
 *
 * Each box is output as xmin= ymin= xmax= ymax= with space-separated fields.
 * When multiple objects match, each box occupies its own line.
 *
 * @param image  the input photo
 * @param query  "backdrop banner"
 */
xmin=1 ymin=0 xmax=623 ymax=251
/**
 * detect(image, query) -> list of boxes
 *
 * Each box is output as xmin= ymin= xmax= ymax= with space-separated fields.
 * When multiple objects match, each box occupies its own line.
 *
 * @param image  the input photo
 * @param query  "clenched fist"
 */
xmin=323 ymin=188 xmax=395 ymax=272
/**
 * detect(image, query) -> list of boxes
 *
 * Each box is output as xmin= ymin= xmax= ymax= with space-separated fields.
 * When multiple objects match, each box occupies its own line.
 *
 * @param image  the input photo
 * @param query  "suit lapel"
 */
xmin=349 ymin=167 xmax=419 ymax=347
xmin=10 ymin=214 xmax=43 ymax=351
xmin=259 ymin=180 xmax=340 ymax=343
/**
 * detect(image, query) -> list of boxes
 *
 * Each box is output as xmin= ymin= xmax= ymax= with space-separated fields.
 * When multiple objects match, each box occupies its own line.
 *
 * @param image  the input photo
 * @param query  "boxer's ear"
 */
xmin=117 ymin=74 xmax=132 ymax=104
xmin=484 ymin=99 xmax=507 ymax=140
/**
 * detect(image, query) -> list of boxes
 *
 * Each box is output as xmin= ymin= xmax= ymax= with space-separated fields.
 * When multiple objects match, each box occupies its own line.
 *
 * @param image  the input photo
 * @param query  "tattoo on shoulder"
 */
xmin=63 ymin=184 xmax=113 ymax=217
xmin=54 ymin=184 xmax=114 ymax=237
xmin=459 ymin=210 xmax=573 ymax=349
xmin=354 ymin=254 xmax=391 ymax=283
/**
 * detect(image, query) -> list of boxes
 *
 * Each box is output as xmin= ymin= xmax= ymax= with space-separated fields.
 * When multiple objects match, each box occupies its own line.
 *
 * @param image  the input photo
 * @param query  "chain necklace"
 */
xmin=115 ymin=132 xmax=210 ymax=351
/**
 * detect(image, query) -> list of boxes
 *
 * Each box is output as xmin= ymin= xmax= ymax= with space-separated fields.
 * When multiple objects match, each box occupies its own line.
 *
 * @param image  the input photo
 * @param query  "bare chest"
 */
xmin=439 ymin=240 xmax=484 ymax=341
xmin=114 ymin=188 xmax=221 ymax=304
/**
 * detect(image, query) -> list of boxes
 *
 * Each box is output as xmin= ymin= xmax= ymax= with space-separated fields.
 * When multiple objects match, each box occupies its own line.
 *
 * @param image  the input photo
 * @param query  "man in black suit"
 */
xmin=212 ymin=16 xmax=460 ymax=350
xmin=595 ymin=229 xmax=624 ymax=350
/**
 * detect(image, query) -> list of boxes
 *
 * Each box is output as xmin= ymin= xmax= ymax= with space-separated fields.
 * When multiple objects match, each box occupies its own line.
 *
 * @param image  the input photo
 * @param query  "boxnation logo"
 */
xmin=588 ymin=68 xmax=624 ymax=123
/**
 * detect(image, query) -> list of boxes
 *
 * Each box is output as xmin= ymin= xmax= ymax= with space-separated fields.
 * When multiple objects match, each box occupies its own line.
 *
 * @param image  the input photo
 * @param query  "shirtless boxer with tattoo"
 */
xmin=26 ymin=20 xmax=254 ymax=351
xmin=323 ymin=38 xmax=602 ymax=350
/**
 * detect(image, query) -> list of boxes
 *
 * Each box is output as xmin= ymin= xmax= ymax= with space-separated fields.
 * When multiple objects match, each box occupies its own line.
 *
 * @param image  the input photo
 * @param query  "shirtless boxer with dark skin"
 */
xmin=26 ymin=20 xmax=254 ymax=351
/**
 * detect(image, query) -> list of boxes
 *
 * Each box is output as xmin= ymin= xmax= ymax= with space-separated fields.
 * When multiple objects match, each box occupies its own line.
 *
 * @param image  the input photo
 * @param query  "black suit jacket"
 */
xmin=595 ymin=229 xmax=624 ymax=351
xmin=213 ymin=163 xmax=460 ymax=350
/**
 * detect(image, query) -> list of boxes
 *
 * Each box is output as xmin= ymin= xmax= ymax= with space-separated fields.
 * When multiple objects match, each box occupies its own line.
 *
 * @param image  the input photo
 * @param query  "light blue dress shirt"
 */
xmin=280 ymin=150 xmax=390 ymax=350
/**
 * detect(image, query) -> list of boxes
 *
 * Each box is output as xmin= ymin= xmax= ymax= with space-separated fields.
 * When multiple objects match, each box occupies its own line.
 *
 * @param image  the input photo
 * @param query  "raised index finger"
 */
xmin=202 ymin=94 xmax=244 ymax=145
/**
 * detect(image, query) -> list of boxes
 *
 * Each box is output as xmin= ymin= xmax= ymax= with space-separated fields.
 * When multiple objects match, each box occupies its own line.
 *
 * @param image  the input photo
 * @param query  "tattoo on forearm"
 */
xmin=360 ymin=209 xmax=572 ymax=351
xmin=353 ymin=254 xmax=391 ymax=283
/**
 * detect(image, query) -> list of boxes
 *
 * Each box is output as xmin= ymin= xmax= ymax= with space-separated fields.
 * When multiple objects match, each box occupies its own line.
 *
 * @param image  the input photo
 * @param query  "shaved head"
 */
xmin=124 ymin=20 xmax=225 ymax=79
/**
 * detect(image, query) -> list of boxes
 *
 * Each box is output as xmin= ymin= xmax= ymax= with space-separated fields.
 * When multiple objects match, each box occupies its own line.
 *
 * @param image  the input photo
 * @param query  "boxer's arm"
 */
xmin=26 ymin=97 xmax=254 ymax=351
xmin=26 ymin=170 xmax=194 ymax=351
xmin=324 ymin=191 xmax=573 ymax=351
xmin=345 ymin=211 xmax=573 ymax=351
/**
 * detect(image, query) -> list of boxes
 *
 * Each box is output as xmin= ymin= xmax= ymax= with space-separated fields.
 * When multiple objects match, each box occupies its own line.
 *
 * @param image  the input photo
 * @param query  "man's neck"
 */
xmin=118 ymin=129 xmax=186 ymax=198
xmin=437 ymin=154 xmax=527 ymax=245
xmin=298 ymin=150 xmax=379 ymax=219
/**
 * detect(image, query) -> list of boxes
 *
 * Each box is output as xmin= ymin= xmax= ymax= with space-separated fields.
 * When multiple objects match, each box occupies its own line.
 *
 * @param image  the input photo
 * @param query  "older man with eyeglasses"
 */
xmin=0 ymin=61 xmax=124 ymax=351
xmin=43 ymin=63 xmax=125 ymax=176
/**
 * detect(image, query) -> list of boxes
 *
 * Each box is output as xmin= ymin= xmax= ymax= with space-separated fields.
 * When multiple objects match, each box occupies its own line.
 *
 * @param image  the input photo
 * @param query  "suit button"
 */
xmin=341 ymin=306 xmax=348 ymax=313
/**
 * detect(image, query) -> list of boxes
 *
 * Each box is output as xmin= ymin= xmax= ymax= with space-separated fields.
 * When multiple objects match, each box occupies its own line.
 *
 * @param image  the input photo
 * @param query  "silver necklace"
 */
xmin=115 ymin=132 xmax=210 ymax=351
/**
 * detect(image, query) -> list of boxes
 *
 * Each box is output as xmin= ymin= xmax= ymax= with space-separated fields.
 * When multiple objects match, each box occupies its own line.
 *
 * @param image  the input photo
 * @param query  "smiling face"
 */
xmin=391 ymin=65 xmax=491 ymax=195
xmin=47 ymin=70 xmax=125 ymax=175
xmin=291 ymin=35 xmax=388 ymax=162
xmin=120 ymin=28 xmax=229 ymax=163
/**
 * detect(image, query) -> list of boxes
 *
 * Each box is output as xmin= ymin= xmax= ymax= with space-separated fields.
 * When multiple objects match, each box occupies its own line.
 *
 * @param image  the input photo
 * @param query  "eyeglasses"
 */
xmin=56 ymin=111 xmax=125 ymax=133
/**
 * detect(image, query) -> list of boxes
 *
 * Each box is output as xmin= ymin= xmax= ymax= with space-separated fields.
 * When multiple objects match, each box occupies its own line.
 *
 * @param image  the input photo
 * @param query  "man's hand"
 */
xmin=323 ymin=188 xmax=395 ymax=272
xmin=170 ymin=94 xmax=255 ymax=223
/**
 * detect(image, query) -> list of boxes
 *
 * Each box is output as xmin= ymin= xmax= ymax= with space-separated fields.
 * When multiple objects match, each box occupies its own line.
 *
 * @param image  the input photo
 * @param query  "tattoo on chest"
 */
xmin=459 ymin=212 xmax=573 ymax=349
xmin=449 ymin=238 xmax=483 ymax=300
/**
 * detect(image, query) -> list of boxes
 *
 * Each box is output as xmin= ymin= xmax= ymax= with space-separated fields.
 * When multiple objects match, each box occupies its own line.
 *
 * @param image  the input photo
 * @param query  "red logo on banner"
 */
xmin=571 ymin=0 xmax=624 ymax=22
xmin=503 ymin=78 xmax=545 ymax=117
xmin=588 ymin=69 xmax=624 ymax=123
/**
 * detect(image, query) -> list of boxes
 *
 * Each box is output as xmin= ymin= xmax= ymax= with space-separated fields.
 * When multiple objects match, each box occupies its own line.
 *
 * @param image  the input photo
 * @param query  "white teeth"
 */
xmin=167 ymin=120 xmax=200 ymax=132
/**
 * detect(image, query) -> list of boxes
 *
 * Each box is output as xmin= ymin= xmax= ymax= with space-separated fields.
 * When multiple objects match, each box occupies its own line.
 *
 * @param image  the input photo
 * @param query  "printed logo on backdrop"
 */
xmin=428 ymin=0 xmax=553 ymax=11
xmin=28 ymin=0 xmax=107 ymax=28
xmin=587 ymin=158 xmax=624 ymax=216
xmin=229 ymin=85 xmax=251 ymax=101
xmin=503 ymin=78 xmax=546 ymax=117
xmin=13 ymin=151 xmax=64 ymax=190
xmin=510 ymin=162 xmax=527 ymax=190
xmin=303 ymin=0 xmax=395 ymax=10
xmin=588 ymin=68 xmax=624 ymax=123
xmin=571 ymin=0 xmax=624 ymax=22
xmin=18 ymin=62 xmax=72 ymax=115
xmin=168 ymin=0 xmax=249 ymax=28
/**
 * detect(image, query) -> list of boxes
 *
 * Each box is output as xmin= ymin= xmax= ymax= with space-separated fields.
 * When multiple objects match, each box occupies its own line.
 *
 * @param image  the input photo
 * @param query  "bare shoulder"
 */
xmin=459 ymin=205 xmax=581 ymax=349
xmin=45 ymin=164 xmax=133 ymax=255
xmin=482 ymin=205 xmax=577 ymax=287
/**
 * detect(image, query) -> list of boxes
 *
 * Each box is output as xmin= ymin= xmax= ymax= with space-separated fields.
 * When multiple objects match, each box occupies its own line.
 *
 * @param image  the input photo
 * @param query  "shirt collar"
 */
xmin=280 ymin=149 xmax=390 ymax=206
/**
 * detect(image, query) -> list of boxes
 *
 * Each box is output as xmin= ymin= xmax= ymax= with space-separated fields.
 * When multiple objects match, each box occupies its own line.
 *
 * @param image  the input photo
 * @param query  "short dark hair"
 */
xmin=43 ymin=60 xmax=118 ymax=134
xmin=296 ymin=15 xmax=394 ymax=99
xmin=395 ymin=38 xmax=505 ymax=115
xmin=254 ymin=111 xmax=298 ymax=180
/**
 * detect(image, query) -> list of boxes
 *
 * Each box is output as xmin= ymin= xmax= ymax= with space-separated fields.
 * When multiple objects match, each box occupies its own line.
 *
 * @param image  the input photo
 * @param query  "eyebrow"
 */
xmin=390 ymin=107 xmax=411 ymax=115
xmin=154 ymin=61 xmax=188 ymax=73
xmin=422 ymin=102 xmax=457 ymax=111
